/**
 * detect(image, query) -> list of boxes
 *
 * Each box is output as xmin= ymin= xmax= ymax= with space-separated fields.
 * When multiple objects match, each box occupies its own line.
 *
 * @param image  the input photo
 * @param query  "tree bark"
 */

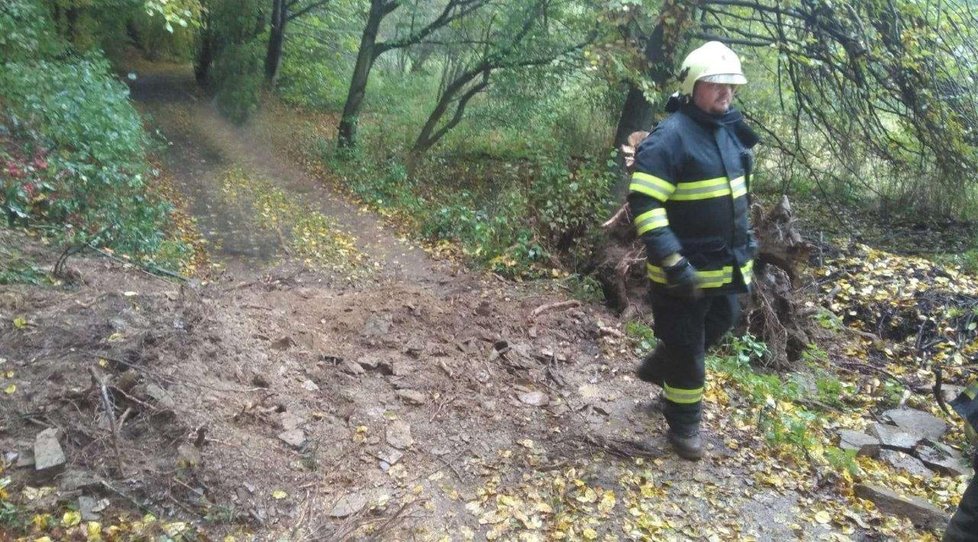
xmin=265 ymin=0 xmax=288 ymax=85
xmin=408 ymin=66 xmax=489 ymax=174
xmin=612 ymin=2 xmax=701 ymax=150
xmin=337 ymin=0 xmax=392 ymax=148
xmin=194 ymin=26 xmax=214 ymax=86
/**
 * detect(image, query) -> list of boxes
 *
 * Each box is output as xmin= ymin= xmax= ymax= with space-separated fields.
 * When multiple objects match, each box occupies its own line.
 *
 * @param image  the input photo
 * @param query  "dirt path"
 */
xmin=0 ymin=61 xmax=928 ymax=541
xmin=129 ymin=61 xmax=447 ymax=285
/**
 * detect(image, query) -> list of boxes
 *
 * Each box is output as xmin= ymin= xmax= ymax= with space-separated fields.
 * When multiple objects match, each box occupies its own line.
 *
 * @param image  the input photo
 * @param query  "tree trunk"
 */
xmin=613 ymin=85 xmax=655 ymax=151
xmin=408 ymin=67 xmax=488 ymax=175
xmin=612 ymin=3 xmax=699 ymax=149
xmin=265 ymin=0 xmax=287 ymax=85
xmin=338 ymin=0 xmax=390 ymax=148
xmin=194 ymin=27 xmax=214 ymax=86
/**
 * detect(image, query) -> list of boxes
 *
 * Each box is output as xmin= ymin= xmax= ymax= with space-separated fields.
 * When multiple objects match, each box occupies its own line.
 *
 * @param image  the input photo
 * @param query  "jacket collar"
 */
xmin=679 ymin=103 xmax=760 ymax=149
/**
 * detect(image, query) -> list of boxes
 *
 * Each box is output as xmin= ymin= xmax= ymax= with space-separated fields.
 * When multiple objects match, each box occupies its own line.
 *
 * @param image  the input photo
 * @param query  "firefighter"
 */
xmin=944 ymin=381 xmax=978 ymax=541
xmin=627 ymin=41 xmax=759 ymax=460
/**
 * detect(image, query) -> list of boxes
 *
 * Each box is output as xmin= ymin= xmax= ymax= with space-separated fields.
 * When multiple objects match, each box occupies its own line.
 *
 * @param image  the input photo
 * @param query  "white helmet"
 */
xmin=678 ymin=41 xmax=747 ymax=95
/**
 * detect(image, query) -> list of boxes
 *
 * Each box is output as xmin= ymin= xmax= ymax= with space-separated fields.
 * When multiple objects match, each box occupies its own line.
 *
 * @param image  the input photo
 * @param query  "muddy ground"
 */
xmin=0 ymin=60 xmax=959 ymax=541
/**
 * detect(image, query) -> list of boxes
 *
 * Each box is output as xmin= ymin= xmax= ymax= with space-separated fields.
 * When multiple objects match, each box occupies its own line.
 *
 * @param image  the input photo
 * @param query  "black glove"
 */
xmin=663 ymin=257 xmax=701 ymax=298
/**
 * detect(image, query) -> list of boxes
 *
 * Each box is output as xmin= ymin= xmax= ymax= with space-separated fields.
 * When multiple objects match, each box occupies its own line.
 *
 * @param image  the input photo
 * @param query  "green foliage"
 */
xmin=561 ymin=274 xmax=605 ymax=303
xmin=529 ymin=155 xmax=618 ymax=252
xmin=0 ymin=244 xmax=49 ymax=285
xmin=128 ymin=7 xmax=199 ymax=60
xmin=824 ymin=446 xmax=861 ymax=477
xmin=624 ymin=320 xmax=657 ymax=357
xmin=730 ymin=333 xmax=770 ymax=367
xmin=0 ymin=0 xmax=61 ymax=60
xmin=213 ymin=41 xmax=263 ymax=123
xmin=206 ymin=0 xmax=265 ymax=123
xmin=1 ymin=55 xmax=172 ymax=254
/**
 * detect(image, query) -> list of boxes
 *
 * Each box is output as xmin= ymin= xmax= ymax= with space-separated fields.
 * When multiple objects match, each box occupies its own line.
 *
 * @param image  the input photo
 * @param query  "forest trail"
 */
xmin=128 ymin=58 xmax=445 ymax=285
xmin=0 ymin=60 xmax=941 ymax=542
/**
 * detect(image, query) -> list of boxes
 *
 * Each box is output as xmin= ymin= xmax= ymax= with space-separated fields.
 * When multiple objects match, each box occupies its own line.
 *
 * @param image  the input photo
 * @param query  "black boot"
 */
xmin=667 ymin=429 xmax=703 ymax=461
xmin=636 ymin=346 xmax=665 ymax=387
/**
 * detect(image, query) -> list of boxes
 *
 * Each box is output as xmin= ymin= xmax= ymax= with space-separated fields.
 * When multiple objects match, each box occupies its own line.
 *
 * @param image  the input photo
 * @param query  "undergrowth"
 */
xmin=0 ymin=1 xmax=191 ymax=278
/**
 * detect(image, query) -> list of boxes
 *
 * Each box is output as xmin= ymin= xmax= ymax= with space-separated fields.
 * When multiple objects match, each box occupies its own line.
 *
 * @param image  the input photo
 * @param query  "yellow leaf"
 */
xmin=164 ymin=522 xmax=187 ymax=536
xmin=62 ymin=510 xmax=82 ymax=527
xmin=598 ymin=491 xmax=616 ymax=514
xmin=4 ymin=370 xmax=13 ymax=378
xmin=4 ymin=384 xmax=15 ymax=395
xmin=87 ymin=521 xmax=103 ymax=539
xmin=13 ymin=317 xmax=27 ymax=329
xmin=272 ymin=490 xmax=288 ymax=499
xmin=814 ymin=510 xmax=831 ymax=524
xmin=582 ymin=528 xmax=598 ymax=540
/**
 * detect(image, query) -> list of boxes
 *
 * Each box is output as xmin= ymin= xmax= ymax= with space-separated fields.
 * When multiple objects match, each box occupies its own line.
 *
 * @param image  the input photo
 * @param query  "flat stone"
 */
xmin=838 ymin=430 xmax=880 ymax=457
xmin=78 ymin=496 xmax=100 ymax=521
xmin=340 ymin=360 xmax=365 ymax=376
xmin=56 ymin=469 xmax=100 ymax=493
xmin=916 ymin=440 xmax=972 ymax=477
xmin=375 ymin=446 xmax=403 ymax=466
xmin=879 ymin=450 xmax=933 ymax=479
xmin=854 ymin=483 xmax=948 ymax=528
xmin=883 ymin=409 xmax=948 ymax=440
xmin=301 ymin=379 xmax=320 ymax=391
xmin=386 ymin=420 xmax=413 ymax=450
xmin=867 ymin=423 xmax=918 ymax=452
xmin=329 ymin=492 xmax=368 ymax=518
xmin=396 ymin=389 xmax=425 ymax=405
xmin=34 ymin=428 xmax=65 ymax=473
xmin=277 ymin=429 xmax=306 ymax=449
xmin=16 ymin=449 xmax=35 ymax=468
xmin=518 ymin=391 xmax=549 ymax=407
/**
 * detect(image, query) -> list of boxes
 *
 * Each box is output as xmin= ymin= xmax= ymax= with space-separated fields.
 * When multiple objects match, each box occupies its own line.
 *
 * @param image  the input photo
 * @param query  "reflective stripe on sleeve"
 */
xmin=634 ymin=208 xmax=669 ymax=235
xmin=630 ymin=172 xmax=675 ymax=202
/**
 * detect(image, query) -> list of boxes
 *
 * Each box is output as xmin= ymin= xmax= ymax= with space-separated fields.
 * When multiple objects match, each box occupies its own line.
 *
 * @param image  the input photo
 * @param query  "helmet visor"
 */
xmin=700 ymin=73 xmax=747 ymax=85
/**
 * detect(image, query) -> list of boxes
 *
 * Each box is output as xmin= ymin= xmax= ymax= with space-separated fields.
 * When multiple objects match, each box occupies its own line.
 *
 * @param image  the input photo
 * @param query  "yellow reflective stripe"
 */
xmin=664 ymin=384 xmax=704 ymax=404
xmin=646 ymin=263 xmax=668 ymax=284
xmin=741 ymin=260 xmax=754 ymax=285
xmin=630 ymin=172 xmax=675 ymax=202
xmin=634 ymin=208 xmax=669 ymax=235
xmin=645 ymin=264 xmax=735 ymax=288
xmin=730 ymin=176 xmax=747 ymax=199
xmin=671 ymin=176 xmax=730 ymax=201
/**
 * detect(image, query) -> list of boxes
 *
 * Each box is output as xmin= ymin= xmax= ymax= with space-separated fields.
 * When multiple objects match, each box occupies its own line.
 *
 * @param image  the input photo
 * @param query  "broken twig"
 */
xmin=530 ymin=300 xmax=581 ymax=319
xmin=89 ymin=367 xmax=126 ymax=476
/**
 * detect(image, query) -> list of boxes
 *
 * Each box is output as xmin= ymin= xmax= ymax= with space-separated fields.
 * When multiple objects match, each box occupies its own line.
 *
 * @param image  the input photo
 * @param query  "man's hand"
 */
xmin=663 ymin=257 xmax=702 ymax=298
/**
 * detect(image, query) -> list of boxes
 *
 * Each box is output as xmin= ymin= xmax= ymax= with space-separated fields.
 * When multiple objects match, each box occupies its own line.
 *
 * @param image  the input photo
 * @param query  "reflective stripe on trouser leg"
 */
xmin=649 ymin=292 xmax=709 ymax=433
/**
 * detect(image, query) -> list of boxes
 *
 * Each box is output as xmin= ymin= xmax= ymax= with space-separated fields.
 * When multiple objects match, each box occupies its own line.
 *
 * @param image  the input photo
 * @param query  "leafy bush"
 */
xmin=0 ymin=0 xmax=61 ymax=61
xmin=1 ymin=53 xmax=172 ymax=256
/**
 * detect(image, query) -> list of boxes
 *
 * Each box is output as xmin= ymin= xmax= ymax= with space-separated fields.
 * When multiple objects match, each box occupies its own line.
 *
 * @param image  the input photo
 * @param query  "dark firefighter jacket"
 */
xmin=627 ymin=102 xmax=760 ymax=295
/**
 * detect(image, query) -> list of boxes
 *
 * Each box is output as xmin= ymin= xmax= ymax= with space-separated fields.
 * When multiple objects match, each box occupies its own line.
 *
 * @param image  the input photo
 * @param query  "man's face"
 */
xmin=692 ymin=81 xmax=736 ymax=115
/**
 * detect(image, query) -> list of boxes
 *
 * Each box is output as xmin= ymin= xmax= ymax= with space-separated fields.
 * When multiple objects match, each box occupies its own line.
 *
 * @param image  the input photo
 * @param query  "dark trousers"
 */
xmin=648 ymin=290 xmax=739 ymax=433
xmin=944 ymin=467 xmax=978 ymax=541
